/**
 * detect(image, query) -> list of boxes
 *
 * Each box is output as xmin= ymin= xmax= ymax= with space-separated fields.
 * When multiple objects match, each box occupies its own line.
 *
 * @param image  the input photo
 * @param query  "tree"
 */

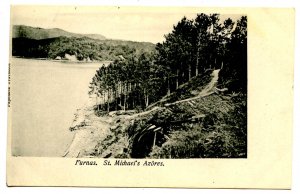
xmin=89 ymin=14 xmax=247 ymax=113
xmin=222 ymin=16 xmax=247 ymax=91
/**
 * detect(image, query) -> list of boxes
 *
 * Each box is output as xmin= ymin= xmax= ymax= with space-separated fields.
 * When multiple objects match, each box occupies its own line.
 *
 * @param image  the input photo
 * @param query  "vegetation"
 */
xmin=57 ymin=13 xmax=247 ymax=158
xmin=13 ymin=25 xmax=106 ymax=40
xmin=89 ymin=14 xmax=247 ymax=113
xmin=12 ymin=36 xmax=155 ymax=61
xmin=85 ymin=70 xmax=247 ymax=158
xmin=77 ymin=13 xmax=247 ymax=158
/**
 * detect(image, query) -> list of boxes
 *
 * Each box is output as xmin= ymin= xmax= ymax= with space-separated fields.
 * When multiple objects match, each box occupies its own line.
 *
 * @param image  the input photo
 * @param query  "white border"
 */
xmin=1 ymin=0 xmax=299 ymax=194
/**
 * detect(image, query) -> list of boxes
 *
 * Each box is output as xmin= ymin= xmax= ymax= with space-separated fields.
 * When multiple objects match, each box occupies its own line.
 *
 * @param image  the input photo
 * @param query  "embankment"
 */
xmin=65 ymin=69 xmax=247 ymax=158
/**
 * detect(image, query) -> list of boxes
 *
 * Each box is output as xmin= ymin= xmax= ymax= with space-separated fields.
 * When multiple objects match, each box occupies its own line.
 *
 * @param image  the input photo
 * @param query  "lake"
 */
xmin=10 ymin=58 xmax=106 ymax=157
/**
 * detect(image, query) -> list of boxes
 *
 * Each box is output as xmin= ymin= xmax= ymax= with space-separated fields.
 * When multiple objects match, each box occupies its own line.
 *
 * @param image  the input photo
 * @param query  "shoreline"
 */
xmin=63 ymin=101 xmax=114 ymax=158
xmin=11 ymin=57 xmax=103 ymax=157
xmin=11 ymin=56 xmax=113 ymax=64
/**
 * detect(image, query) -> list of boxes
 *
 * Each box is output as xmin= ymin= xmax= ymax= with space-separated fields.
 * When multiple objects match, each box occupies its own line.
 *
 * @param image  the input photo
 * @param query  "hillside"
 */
xmin=12 ymin=25 xmax=155 ymax=61
xmin=64 ymin=14 xmax=247 ymax=158
xmin=12 ymin=25 xmax=106 ymax=40
xmin=12 ymin=36 xmax=155 ymax=61
xmin=64 ymin=69 xmax=247 ymax=158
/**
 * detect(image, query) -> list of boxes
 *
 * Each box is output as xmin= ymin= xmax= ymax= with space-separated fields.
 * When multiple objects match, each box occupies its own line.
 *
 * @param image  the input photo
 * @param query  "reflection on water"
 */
xmin=10 ymin=58 xmax=105 ymax=157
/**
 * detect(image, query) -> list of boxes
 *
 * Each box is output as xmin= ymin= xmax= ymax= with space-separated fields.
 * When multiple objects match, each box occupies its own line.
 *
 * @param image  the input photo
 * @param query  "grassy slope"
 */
xmin=66 ymin=69 xmax=247 ymax=158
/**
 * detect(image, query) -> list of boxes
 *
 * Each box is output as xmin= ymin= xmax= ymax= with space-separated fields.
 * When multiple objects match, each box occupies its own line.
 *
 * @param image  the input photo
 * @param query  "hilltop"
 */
xmin=12 ymin=25 xmax=106 ymax=40
xmin=12 ymin=25 xmax=155 ymax=61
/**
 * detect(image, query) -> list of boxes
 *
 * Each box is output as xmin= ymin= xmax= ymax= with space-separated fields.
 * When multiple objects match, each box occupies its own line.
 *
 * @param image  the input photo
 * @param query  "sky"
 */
xmin=11 ymin=6 xmax=243 ymax=43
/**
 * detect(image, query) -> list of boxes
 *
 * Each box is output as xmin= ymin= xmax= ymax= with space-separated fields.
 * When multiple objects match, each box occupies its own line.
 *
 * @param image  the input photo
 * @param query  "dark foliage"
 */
xmin=88 ymin=13 xmax=247 ymax=158
xmin=12 ymin=36 xmax=155 ymax=61
xmin=89 ymin=14 xmax=247 ymax=113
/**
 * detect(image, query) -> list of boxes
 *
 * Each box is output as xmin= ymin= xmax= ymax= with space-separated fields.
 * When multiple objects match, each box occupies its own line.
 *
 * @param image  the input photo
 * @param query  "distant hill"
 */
xmin=12 ymin=36 xmax=155 ymax=61
xmin=12 ymin=25 xmax=106 ymax=40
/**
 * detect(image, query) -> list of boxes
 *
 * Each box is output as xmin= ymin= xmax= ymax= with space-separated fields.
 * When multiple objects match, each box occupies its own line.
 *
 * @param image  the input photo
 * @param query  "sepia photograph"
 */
xmin=10 ymin=6 xmax=247 ymax=159
xmin=6 ymin=6 xmax=294 ymax=189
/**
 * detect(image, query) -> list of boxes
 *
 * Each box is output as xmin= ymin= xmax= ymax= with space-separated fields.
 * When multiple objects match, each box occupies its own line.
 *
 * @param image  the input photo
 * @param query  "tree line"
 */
xmin=89 ymin=13 xmax=247 ymax=112
xmin=12 ymin=36 xmax=155 ymax=61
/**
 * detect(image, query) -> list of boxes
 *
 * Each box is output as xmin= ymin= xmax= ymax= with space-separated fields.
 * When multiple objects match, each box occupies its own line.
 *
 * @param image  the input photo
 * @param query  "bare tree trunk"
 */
xmin=133 ymin=96 xmax=135 ymax=108
xmin=119 ymin=82 xmax=121 ymax=97
xmin=100 ymin=96 xmax=103 ymax=109
xmin=114 ymin=89 xmax=117 ymax=110
xmin=123 ymin=83 xmax=126 ymax=111
xmin=188 ymin=63 xmax=191 ymax=80
xmin=138 ymin=88 xmax=141 ymax=107
xmin=144 ymin=88 xmax=147 ymax=107
xmin=146 ymin=94 xmax=149 ymax=107
xmin=195 ymin=33 xmax=201 ymax=76
xmin=176 ymin=69 xmax=179 ymax=89
xmin=107 ymin=89 xmax=110 ymax=112
xmin=196 ymin=57 xmax=199 ymax=76
xmin=97 ymin=96 xmax=99 ymax=112
xmin=167 ymin=75 xmax=171 ymax=96
xmin=124 ymin=94 xmax=126 ymax=111
xmin=144 ymin=88 xmax=149 ymax=107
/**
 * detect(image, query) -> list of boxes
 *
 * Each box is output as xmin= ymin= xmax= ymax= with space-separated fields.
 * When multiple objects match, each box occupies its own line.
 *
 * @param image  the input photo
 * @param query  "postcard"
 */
xmin=7 ymin=6 xmax=294 ymax=188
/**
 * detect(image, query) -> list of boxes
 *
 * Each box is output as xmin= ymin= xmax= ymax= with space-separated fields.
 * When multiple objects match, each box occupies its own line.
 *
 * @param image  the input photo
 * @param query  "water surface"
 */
xmin=10 ymin=58 xmax=105 ymax=157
